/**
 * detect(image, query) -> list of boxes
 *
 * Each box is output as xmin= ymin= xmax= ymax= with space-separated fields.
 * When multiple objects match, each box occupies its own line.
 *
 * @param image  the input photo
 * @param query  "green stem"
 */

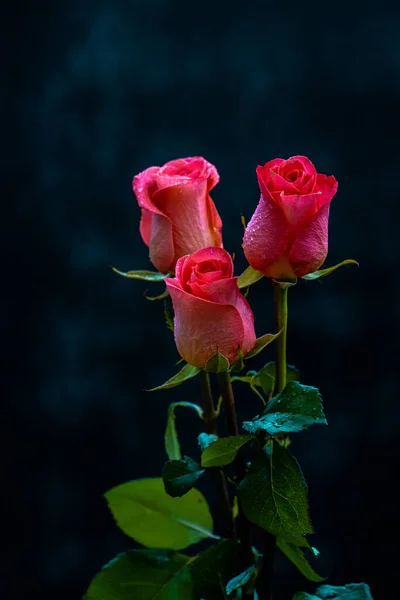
xmin=199 ymin=370 xmax=235 ymax=539
xmin=199 ymin=370 xmax=218 ymax=434
xmin=273 ymin=284 xmax=288 ymax=394
xmin=258 ymin=284 xmax=289 ymax=600
xmin=217 ymin=372 xmax=254 ymax=575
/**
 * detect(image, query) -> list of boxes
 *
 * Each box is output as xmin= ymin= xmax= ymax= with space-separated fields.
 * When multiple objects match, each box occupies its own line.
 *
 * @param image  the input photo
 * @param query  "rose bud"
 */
xmin=243 ymin=155 xmax=338 ymax=280
xmin=165 ymin=247 xmax=256 ymax=368
xmin=133 ymin=156 xmax=223 ymax=274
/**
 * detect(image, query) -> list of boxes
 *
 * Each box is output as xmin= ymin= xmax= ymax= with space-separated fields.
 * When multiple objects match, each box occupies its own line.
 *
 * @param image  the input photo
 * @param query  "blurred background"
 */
xmin=4 ymin=0 xmax=400 ymax=598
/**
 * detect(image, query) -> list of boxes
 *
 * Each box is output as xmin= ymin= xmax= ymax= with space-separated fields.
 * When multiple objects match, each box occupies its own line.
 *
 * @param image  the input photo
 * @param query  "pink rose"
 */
xmin=242 ymin=155 xmax=338 ymax=279
xmin=133 ymin=156 xmax=223 ymax=274
xmin=165 ymin=247 xmax=256 ymax=368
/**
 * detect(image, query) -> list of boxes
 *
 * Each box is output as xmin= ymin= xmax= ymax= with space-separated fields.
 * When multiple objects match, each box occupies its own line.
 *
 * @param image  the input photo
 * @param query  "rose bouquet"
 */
xmin=84 ymin=156 xmax=372 ymax=599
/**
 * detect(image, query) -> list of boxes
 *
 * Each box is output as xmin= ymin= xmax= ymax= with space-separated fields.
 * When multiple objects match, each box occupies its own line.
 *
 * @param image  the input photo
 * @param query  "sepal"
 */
xmin=245 ymin=330 xmax=282 ymax=360
xmin=302 ymin=259 xmax=358 ymax=280
xmin=149 ymin=363 xmax=201 ymax=391
xmin=112 ymin=267 xmax=168 ymax=281
xmin=237 ymin=265 xmax=264 ymax=289
xmin=204 ymin=352 xmax=230 ymax=373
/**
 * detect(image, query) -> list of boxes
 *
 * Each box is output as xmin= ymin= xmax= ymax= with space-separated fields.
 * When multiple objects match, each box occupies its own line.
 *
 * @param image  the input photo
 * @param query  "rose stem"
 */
xmin=258 ymin=283 xmax=289 ymax=599
xmin=216 ymin=371 xmax=254 ymax=572
xmin=273 ymin=283 xmax=288 ymax=393
xmin=199 ymin=370 xmax=235 ymax=539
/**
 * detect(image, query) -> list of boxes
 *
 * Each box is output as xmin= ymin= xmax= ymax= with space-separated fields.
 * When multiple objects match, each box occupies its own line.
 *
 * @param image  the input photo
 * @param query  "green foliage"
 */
xmin=237 ymin=265 xmax=264 ymax=289
xmin=85 ymin=542 xmax=244 ymax=600
xmin=293 ymin=583 xmax=373 ymax=600
xmin=165 ymin=402 xmax=203 ymax=461
xmin=232 ymin=363 xmax=300 ymax=401
xmin=256 ymin=362 xmax=300 ymax=396
xmin=277 ymin=537 xmax=324 ymax=582
xmin=243 ymin=381 xmax=327 ymax=436
xmin=201 ymin=435 xmax=255 ymax=467
xmin=205 ymin=352 xmax=230 ymax=373
xmin=245 ymin=331 xmax=282 ymax=360
xmin=105 ymin=478 xmax=215 ymax=550
xmin=84 ymin=549 xmax=194 ymax=600
xmin=163 ymin=457 xmax=205 ymax=497
xmin=191 ymin=540 xmax=241 ymax=600
xmin=302 ymin=259 xmax=359 ymax=280
xmin=112 ymin=267 xmax=168 ymax=281
xmin=149 ymin=363 xmax=201 ymax=391
xmin=198 ymin=432 xmax=219 ymax=451
xmin=226 ymin=565 xmax=256 ymax=596
xmin=165 ymin=407 xmax=181 ymax=461
xmin=237 ymin=442 xmax=313 ymax=545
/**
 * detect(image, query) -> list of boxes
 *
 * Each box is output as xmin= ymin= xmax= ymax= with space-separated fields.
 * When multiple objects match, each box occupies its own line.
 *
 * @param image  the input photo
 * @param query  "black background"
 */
xmin=5 ymin=1 xmax=400 ymax=598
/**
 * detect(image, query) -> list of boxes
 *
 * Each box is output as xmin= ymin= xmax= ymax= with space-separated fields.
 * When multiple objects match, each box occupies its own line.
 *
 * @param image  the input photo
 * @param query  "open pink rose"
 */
xmin=242 ymin=155 xmax=338 ymax=279
xmin=133 ymin=156 xmax=223 ymax=274
xmin=165 ymin=247 xmax=256 ymax=368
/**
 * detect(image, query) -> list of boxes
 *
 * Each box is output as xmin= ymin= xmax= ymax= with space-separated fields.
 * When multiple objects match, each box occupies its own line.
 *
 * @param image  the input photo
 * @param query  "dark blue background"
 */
xmin=5 ymin=0 xmax=400 ymax=598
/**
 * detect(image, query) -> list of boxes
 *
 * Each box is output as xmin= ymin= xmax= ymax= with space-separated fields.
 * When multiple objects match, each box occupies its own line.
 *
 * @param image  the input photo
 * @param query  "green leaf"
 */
xmin=105 ymin=478 xmax=216 ymax=550
xmin=302 ymin=259 xmax=359 ymax=280
xmin=205 ymin=352 xmax=230 ymax=373
xmin=237 ymin=442 xmax=313 ymax=544
xmin=243 ymin=381 xmax=327 ymax=436
xmin=112 ymin=267 xmax=168 ymax=282
xmin=163 ymin=457 xmax=205 ymax=497
xmin=165 ymin=407 xmax=181 ymax=461
xmin=293 ymin=583 xmax=374 ymax=600
xmin=237 ymin=265 xmax=264 ymax=289
xmin=191 ymin=540 xmax=240 ymax=600
xmin=277 ymin=537 xmax=324 ymax=583
xmin=149 ymin=363 xmax=201 ymax=391
xmin=84 ymin=549 xmax=194 ymax=600
xmin=255 ymin=362 xmax=300 ymax=396
xmin=226 ymin=565 xmax=256 ymax=595
xmin=231 ymin=364 xmax=300 ymax=405
xmin=246 ymin=330 xmax=282 ymax=359
xmin=165 ymin=402 xmax=203 ymax=461
xmin=317 ymin=584 xmax=373 ymax=599
xmin=198 ymin=432 xmax=219 ymax=451
xmin=201 ymin=435 xmax=255 ymax=467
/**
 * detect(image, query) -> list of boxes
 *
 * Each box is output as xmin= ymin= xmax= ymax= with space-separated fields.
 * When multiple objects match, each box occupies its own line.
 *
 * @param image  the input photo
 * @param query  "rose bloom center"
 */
xmin=187 ymin=259 xmax=228 ymax=286
xmin=162 ymin=159 xmax=204 ymax=179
